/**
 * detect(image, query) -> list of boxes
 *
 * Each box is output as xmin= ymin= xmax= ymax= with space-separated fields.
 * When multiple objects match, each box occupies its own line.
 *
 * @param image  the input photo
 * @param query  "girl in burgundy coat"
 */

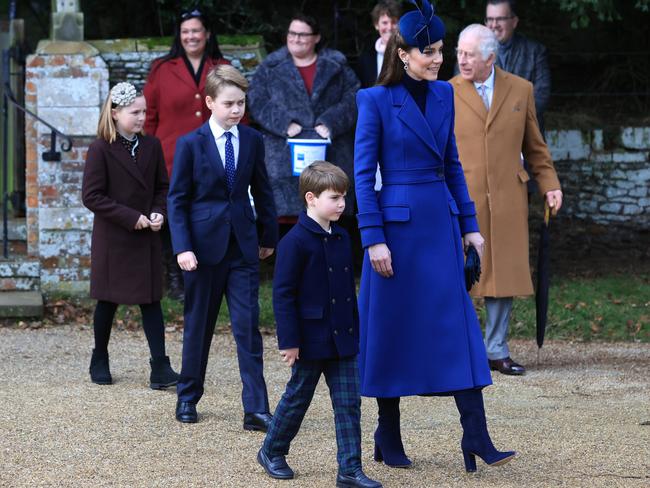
xmin=82 ymin=82 xmax=179 ymax=389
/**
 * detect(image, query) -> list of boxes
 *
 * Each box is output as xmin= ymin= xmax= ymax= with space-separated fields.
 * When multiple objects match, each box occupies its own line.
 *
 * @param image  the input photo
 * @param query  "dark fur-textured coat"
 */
xmin=248 ymin=47 xmax=360 ymax=216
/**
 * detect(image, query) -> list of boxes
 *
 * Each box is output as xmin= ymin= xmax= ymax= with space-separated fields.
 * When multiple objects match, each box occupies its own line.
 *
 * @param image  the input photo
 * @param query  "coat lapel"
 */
xmin=197 ymin=122 xmax=226 ymax=182
xmin=487 ymin=68 xmax=512 ymax=128
xmin=167 ymin=58 xmax=198 ymax=91
xmin=453 ymin=77 xmax=488 ymax=122
xmin=109 ymin=141 xmax=147 ymax=188
xmin=135 ymin=136 xmax=153 ymax=175
xmin=311 ymin=56 xmax=341 ymax=102
xmin=233 ymin=125 xmax=251 ymax=191
xmin=392 ymin=84 xmax=441 ymax=159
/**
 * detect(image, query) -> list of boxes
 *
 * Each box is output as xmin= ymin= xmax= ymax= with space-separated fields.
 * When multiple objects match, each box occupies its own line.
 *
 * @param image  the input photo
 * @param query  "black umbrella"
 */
xmin=535 ymin=202 xmax=551 ymax=350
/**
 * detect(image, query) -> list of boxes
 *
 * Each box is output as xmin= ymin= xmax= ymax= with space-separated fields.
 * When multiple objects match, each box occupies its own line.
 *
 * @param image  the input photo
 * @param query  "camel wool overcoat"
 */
xmin=450 ymin=68 xmax=561 ymax=298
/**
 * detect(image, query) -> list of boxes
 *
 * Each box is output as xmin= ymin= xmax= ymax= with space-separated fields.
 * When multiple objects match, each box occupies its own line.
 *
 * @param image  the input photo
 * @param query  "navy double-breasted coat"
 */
xmin=273 ymin=211 xmax=359 ymax=361
xmin=354 ymin=81 xmax=492 ymax=397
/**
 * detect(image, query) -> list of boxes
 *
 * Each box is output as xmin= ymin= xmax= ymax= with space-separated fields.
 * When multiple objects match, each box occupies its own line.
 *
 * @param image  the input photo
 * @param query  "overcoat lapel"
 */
xmin=135 ymin=136 xmax=153 ymax=175
xmin=167 ymin=58 xmax=198 ymax=91
xmin=453 ymin=77 xmax=488 ymax=122
xmin=311 ymin=56 xmax=340 ymax=102
xmin=392 ymin=84 xmax=441 ymax=159
xmin=487 ymin=68 xmax=512 ymax=129
xmin=109 ymin=141 xmax=147 ymax=188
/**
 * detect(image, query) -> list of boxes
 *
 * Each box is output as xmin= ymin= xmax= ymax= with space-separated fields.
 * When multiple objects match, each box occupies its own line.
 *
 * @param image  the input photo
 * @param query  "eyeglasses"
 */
xmin=287 ymin=31 xmax=317 ymax=39
xmin=484 ymin=15 xmax=514 ymax=24
xmin=181 ymin=8 xmax=202 ymax=19
xmin=455 ymin=48 xmax=478 ymax=60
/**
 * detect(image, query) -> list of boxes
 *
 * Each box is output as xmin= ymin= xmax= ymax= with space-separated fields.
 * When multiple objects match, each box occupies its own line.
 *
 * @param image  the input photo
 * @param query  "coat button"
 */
xmin=346 ymin=297 xmax=351 ymax=302
xmin=334 ymin=329 xmax=338 ymax=335
xmin=348 ymin=328 xmax=353 ymax=333
xmin=329 ymin=267 xmax=333 ymax=272
xmin=195 ymin=111 xmax=201 ymax=117
xmin=344 ymin=266 xmax=349 ymax=272
xmin=337 ymin=236 xmax=341 ymax=240
xmin=195 ymin=93 xmax=201 ymax=99
xmin=323 ymin=237 xmax=328 ymax=242
xmin=331 ymin=298 xmax=336 ymax=304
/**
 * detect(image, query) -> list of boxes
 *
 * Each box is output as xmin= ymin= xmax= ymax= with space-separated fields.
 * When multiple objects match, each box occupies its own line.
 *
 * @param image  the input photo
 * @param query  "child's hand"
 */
xmin=177 ymin=251 xmax=198 ymax=271
xmin=149 ymin=212 xmax=164 ymax=232
xmin=134 ymin=215 xmax=151 ymax=230
xmin=259 ymin=247 xmax=274 ymax=260
xmin=280 ymin=348 xmax=299 ymax=367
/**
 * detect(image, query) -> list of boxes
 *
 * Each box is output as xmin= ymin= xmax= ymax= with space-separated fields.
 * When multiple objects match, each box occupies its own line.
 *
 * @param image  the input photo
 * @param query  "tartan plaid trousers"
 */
xmin=262 ymin=356 xmax=362 ymax=474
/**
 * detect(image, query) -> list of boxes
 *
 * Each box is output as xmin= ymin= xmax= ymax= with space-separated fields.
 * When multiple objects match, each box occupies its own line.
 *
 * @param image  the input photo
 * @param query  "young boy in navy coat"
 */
xmin=257 ymin=162 xmax=381 ymax=488
xmin=168 ymin=65 xmax=278 ymax=428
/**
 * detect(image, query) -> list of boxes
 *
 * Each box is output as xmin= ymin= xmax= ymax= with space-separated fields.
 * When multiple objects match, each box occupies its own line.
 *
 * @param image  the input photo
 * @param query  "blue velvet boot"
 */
xmin=454 ymin=390 xmax=516 ymax=472
xmin=374 ymin=397 xmax=412 ymax=468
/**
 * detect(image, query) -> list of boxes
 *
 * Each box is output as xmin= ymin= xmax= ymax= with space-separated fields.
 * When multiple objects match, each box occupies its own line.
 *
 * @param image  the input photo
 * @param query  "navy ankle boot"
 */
xmin=453 ymin=389 xmax=516 ymax=472
xmin=374 ymin=397 xmax=412 ymax=468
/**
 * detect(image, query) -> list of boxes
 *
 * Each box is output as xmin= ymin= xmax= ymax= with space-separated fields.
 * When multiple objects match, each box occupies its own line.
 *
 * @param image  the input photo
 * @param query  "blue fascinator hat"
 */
xmin=398 ymin=0 xmax=446 ymax=52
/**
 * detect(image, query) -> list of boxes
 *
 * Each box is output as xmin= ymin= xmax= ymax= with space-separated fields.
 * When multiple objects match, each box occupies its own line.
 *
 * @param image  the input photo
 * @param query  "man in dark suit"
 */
xmin=168 ymin=65 xmax=278 ymax=427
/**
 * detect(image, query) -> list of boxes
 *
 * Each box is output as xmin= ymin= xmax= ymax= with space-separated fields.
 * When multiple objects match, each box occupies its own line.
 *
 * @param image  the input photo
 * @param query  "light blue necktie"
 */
xmin=478 ymin=84 xmax=490 ymax=111
xmin=224 ymin=132 xmax=236 ymax=191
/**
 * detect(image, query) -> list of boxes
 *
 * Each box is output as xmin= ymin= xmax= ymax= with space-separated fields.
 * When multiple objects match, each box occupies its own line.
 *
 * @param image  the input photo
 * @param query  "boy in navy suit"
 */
xmin=168 ymin=65 xmax=278 ymax=428
xmin=257 ymin=162 xmax=381 ymax=488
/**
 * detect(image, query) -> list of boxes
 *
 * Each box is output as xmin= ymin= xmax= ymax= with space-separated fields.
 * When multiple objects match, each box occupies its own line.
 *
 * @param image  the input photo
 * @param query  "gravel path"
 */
xmin=1 ymin=325 xmax=648 ymax=488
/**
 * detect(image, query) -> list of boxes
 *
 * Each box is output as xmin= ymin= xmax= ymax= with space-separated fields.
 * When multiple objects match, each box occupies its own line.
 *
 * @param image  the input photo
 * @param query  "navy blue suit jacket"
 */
xmin=273 ymin=212 xmax=359 ymax=360
xmin=168 ymin=122 xmax=278 ymax=265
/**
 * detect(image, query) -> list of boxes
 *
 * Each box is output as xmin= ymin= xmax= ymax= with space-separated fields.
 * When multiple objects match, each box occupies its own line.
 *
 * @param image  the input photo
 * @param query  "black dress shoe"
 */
xmin=175 ymin=401 xmax=198 ymax=423
xmin=489 ymin=357 xmax=526 ymax=376
xmin=257 ymin=448 xmax=294 ymax=479
xmin=336 ymin=469 xmax=383 ymax=488
xmin=244 ymin=412 xmax=273 ymax=432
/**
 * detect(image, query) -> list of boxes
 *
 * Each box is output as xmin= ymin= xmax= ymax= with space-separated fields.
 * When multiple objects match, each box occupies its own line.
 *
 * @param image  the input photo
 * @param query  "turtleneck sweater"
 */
xmin=401 ymin=73 xmax=429 ymax=115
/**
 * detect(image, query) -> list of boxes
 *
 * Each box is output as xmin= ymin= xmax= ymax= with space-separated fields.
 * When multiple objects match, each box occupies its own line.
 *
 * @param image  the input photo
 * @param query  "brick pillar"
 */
xmin=25 ymin=47 xmax=108 ymax=294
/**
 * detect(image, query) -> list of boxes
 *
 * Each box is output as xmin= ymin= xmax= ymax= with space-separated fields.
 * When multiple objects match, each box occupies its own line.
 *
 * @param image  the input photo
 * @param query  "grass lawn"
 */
xmin=152 ymin=273 xmax=649 ymax=343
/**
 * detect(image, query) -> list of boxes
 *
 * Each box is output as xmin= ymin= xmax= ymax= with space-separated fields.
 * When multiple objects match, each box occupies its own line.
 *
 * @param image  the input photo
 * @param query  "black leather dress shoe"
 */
xmin=244 ymin=412 xmax=273 ymax=432
xmin=336 ymin=469 xmax=383 ymax=488
xmin=489 ymin=357 xmax=526 ymax=376
xmin=257 ymin=448 xmax=294 ymax=479
xmin=175 ymin=401 xmax=198 ymax=423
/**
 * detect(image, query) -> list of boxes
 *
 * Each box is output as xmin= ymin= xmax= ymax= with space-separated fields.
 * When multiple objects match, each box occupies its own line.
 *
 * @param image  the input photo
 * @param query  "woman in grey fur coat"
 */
xmin=248 ymin=13 xmax=360 ymax=219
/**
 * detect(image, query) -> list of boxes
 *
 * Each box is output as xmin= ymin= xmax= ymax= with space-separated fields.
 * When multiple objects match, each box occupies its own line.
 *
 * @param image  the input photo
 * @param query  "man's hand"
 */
xmin=280 ymin=348 xmax=299 ymax=367
xmin=314 ymin=124 xmax=330 ymax=139
xmin=177 ymin=251 xmax=198 ymax=271
xmin=134 ymin=215 xmax=151 ymax=230
xmin=545 ymin=190 xmax=563 ymax=215
xmin=368 ymin=243 xmax=393 ymax=278
xmin=259 ymin=247 xmax=274 ymax=260
xmin=287 ymin=122 xmax=302 ymax=138
xmin=149 ymin=213 xmax=164 ymax=232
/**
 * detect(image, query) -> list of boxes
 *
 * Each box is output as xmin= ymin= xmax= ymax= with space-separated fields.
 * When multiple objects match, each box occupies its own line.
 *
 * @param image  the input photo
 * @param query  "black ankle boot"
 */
xmin=89 ymin=349 xmax=112 ymax=385
xmin=454 ymin=389 xmax=516 ymax=472
xmin=149 ymin=356 xmax=180 ymax=390
xmin=374 ymin=397 xmax=411 ymax=468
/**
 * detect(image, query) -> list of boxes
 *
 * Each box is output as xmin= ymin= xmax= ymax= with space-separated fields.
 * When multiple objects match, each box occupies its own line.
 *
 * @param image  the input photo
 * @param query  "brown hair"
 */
xmin=370 ymin=0 xmax=401 ymax=26
xmin=96 ymin=90 xmax=144 ymax=143
xmin=299 ymin=161 xmax=349 ymax=206
xmin=376 ymin=27 xmax=411 ymax=86
xmin=205 ymin=65 xmax=249 ymax=99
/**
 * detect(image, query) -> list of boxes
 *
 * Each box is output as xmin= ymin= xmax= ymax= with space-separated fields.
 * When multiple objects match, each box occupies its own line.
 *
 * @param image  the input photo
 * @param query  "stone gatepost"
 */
xmin=25 ymin=42 xmax=108 ymax=294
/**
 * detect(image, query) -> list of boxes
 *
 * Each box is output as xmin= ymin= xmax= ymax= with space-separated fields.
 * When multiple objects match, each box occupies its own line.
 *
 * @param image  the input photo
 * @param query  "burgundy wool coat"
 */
xmin=82 ymin=135 xmax=169 ymax=305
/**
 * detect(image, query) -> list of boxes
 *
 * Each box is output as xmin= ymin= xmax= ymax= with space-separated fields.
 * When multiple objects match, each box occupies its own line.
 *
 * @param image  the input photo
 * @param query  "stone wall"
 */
xmin=87 ymin=35 xmax=265 ymax=90
xmin=547 ymin=127 xmax=650 ymax=229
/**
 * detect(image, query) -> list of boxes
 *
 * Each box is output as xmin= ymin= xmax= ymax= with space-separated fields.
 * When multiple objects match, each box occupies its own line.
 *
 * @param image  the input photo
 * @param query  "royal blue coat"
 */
xmin=354 ymin=81 xmax=492 ymax=397
xmin=273 ymin=211 xmax=359 ymax=360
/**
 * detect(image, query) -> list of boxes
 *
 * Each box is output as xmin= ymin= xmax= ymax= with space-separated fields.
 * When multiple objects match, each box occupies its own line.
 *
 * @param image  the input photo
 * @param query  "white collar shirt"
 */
xmin=473 ymin=66 xmax=496 ymax=108
xmin=209 ymin=117 xmax=239 ymax=168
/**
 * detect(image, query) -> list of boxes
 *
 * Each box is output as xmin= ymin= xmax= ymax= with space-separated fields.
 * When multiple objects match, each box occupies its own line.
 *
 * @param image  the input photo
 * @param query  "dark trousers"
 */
xmin=263 ymin=356 xmax=362 ymax=474
xmin=93 ymin=300 xmax=166 ymax=358
xmin=177 ymin=236 xmax=269 ymax=413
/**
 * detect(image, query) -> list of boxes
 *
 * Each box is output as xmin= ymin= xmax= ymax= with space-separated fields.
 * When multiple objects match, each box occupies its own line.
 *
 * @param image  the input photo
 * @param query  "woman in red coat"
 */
xmin=143 ymin=8 xmax=229 ymax=299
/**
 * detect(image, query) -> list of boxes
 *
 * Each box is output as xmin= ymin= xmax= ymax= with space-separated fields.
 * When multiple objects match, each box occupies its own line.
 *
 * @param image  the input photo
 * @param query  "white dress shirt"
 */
xmin=209 ymin=116 xmax=239 ymax=168
xmin=473 ymin=66 xmax=496 ymax=108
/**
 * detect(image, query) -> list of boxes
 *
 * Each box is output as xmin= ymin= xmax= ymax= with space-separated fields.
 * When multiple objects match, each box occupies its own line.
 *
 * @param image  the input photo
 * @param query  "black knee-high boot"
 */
xmin=454 ymin=389 xmax=516 ymax=472
xmin=374 ymin=397 xmax=412 ymax=468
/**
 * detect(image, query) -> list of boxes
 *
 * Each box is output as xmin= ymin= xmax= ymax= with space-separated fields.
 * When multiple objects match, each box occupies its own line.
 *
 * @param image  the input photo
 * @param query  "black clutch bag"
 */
xmin=464 ymin=245 xmax=481 ymax=291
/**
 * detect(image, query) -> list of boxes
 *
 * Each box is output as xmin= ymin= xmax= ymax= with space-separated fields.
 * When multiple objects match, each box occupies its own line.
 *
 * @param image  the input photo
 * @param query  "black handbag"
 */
xmin=464 ymin=245 xmax=481 ymax=291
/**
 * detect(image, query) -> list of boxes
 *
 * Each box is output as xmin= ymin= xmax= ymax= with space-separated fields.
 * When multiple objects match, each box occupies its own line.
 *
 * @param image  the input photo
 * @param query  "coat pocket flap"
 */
xmin=300 ymin=306 xmax=324 ymax=319
xmin=382 ymin=206 xmax=410 ymax=222
xmin=448 ymin=199 xmax=460 ymax=215
xmin=517 ymin=170 xmax=531 ymax=183
xmin=190 ymin=208 xmax=211 ymax=222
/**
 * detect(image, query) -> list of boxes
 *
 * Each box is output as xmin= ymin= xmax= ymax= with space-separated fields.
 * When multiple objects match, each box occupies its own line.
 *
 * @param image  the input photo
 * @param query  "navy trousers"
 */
xmin=263 ymin=356 xmax=362 ymax=474
xmin=177 ymin=236 xmax=269 ymax=414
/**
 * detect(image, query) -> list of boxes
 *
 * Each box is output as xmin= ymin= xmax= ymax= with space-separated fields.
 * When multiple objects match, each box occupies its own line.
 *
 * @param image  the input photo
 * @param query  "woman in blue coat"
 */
xmin=354 ymin=0 xmax=515 ymax=472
